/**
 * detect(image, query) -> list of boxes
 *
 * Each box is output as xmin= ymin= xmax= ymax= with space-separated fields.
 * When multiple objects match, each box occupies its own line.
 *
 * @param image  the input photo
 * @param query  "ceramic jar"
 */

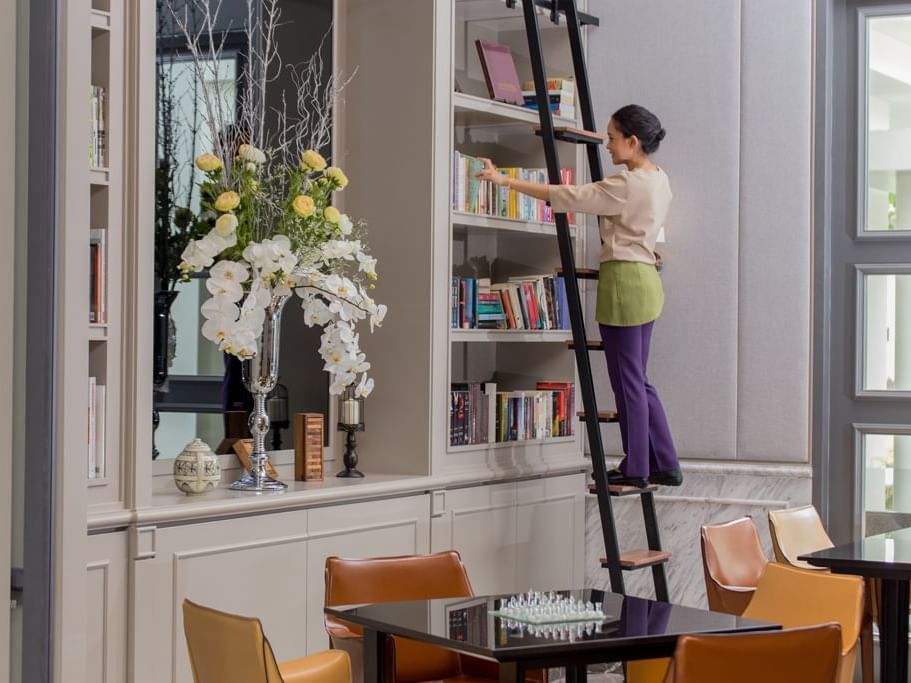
xmin=173 ymin=438 xmax=221 ymax=494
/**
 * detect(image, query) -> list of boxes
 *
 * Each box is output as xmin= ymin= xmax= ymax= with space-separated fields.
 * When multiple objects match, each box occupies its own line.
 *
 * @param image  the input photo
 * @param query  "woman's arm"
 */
xmin=476 ymin=158 xmax=551 ymax=201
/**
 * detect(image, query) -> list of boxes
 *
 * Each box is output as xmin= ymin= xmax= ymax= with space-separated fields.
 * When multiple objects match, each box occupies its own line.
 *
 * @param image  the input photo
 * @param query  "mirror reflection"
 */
xmin=153 ymin=0 xmax=334 ymax=459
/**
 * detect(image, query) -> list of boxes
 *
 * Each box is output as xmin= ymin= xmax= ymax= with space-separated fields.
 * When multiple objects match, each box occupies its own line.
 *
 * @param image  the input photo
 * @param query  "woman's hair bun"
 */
xmin=655 ymin=128 xmax=666 ymax=142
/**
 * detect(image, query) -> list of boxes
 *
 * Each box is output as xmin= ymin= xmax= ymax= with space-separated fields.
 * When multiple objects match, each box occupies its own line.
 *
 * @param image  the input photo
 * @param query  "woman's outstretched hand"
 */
xmin=476 ymin=157 xmax=508 ymax=186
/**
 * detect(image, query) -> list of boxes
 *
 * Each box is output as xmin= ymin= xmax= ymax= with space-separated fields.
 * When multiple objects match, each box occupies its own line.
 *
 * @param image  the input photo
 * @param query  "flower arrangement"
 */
xmin=169 ymin=0 xmax=384 ymax=397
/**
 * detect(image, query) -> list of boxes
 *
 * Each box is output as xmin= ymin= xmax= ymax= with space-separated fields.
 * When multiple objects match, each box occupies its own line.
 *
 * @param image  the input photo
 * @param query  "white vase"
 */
xmin=173 ymin=438 xmax=221 ymax=494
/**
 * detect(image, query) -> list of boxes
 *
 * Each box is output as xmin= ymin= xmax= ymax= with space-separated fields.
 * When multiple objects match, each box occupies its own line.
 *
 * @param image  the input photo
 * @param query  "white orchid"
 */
xmin=321 ymin=239 xmax=358 ymax=262
xmin=355 ymin=374 xmax=375 ymax=398
xmin=356 ymin=251 xmax=378 ymax=278
xmin=303 ymin=297 xmax=333 ymax=326
xmin=329 ymin=372 xmax=357 ymax=396
xmin=338 ymin=214 xmax=353 ymax=236
xmin=200 ymin=295 xmax=239 ymax=321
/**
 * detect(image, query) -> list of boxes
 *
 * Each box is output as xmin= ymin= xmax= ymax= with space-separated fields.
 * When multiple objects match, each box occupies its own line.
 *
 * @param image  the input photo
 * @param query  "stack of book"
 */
xmin=451 ymin=276 xmax=570 ymax=331
xmin=89 ymin=228 xmax=106 ymax=324
xmin=452 ymin=151 xmax=574 ymax=224
xmin=89 ymin=85 xmax=106 ymax=168
xmin=495 ymin=382 xmax=575 ymax=442
xmin=88 ymin=377 xmax=106 ymax=479
xmin=521 ymin=78 xmax=575 ymax=120
xmin=450 ymin=382 xmax=494 ymax=446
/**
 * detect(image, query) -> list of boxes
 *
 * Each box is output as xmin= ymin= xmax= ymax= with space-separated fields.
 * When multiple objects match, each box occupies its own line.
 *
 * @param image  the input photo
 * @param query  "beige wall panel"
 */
xmin=306 ymin=494 xmax=431 ymax=652
xmin=430 ymin=482 xmax=518 ymax=596
xmin=516 ymin=474 xmax=585 ymax=590
xmin=131 ymin=509 xmax=311 ymax=683
xmin=86 ymin=531 xmax=128 ymax=683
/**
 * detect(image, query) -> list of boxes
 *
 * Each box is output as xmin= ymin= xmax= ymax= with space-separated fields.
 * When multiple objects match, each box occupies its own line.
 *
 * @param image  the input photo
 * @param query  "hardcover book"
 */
xmin=475 ymin=40 xmax=524 ymax=105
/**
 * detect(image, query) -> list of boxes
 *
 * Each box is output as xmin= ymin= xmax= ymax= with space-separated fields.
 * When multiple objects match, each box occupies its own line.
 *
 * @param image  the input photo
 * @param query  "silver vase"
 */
xmin=229 ymin=292 xmax=290 ymax=492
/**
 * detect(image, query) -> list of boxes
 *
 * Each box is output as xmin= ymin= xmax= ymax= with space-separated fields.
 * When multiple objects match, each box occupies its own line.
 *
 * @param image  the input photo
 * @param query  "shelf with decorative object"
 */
xmin=453 ymin=92 xmax=575 ymax=129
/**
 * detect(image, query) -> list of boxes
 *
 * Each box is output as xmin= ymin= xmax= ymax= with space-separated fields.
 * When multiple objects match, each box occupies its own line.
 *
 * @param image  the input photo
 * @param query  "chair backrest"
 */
xmin=324 ymin=551 xmax=474 ymax=683
xmin=183 ymin=599 xmax=284 ymax=683
xmin=662 ymin=624 xmax=842 ymax=683
xmin=700 ymin=517 xmax=768 ymax=613
xmin=768 ymin=505 xmax=834 ymax=569
xmin=742 ymin=563 xmax=864 ymax=655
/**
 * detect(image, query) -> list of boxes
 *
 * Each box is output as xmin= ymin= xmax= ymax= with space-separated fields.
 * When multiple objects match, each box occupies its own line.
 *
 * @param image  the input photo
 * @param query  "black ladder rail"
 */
xmin=519 ymin=0 xmax=670 ymax=602
xmin=519 ymin=0 xmax=624 ymax=596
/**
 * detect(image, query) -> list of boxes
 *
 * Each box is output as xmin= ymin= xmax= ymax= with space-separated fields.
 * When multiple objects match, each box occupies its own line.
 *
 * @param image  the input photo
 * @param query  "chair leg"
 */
xmin=860 ymin=618 xmax=875 ymax=683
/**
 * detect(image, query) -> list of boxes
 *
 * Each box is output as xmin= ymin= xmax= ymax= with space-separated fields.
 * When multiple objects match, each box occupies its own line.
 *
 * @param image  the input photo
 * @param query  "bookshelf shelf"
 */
xmin=454 ymin=0 xmax=568 ymax=32
xmin=451 ymin=211 xmax=576 ymax=238
xmin=90 ymin=168 xmax=110 ymax=186
xmin=91 ymin=9 xmax=112 ymax=31
xmin=450 ymin=329 xmax=572 ymax=343
xmin=448 ymin=435 xmax=577 ymax=454
xmin=453 ymin=92 xmax=575 ymax=129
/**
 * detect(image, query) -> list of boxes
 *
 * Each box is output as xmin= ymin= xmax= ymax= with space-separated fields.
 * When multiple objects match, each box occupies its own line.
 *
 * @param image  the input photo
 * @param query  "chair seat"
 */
xmin=278 ymin=650 xmax=351 ymax=683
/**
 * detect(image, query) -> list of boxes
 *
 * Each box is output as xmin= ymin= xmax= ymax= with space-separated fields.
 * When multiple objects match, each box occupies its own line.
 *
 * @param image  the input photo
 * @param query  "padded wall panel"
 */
xmin=737 ymin=0 xmax=812 ymax=462
xmin=589 ymin=0 xmax=742 ymax=459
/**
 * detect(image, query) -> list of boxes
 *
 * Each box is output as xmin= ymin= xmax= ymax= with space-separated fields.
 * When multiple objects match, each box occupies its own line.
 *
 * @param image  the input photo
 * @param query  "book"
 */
xmin=94 ymin=384 xmax=106 ymax=478
xmin=521 ymin=90 xmax=576 ymax=106
xmin=88 ymin=376 xmax=96 ymax=479
xmin=89 ymin=228 xmax=106 ymax=324
xmin=522 ymin=78 xmax=574 ymax=92
xmin=475 ymin=40 xmax=524 ymax=105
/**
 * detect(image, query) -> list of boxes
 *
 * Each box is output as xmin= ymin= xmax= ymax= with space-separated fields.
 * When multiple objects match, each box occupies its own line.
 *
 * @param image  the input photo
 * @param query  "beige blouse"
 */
xmin=548 ymin=168 xmax=672 ymax=264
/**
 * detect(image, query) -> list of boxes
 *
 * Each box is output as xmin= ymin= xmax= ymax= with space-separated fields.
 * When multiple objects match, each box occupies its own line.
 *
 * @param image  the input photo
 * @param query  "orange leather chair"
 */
xmin=700 ymin=517 xmax=768 ymax=615
xmin=324 ymin=551 xmax=541 ymax=683
xmin=662 ymin=623 xmax=842 ymax=683
xmin=741 ymin=563 xmax=864 ymax=683
xmin=768 ymin=505 xmax=875 ymax=683
xmin=182 ymin=599 xmax=351 ymax=683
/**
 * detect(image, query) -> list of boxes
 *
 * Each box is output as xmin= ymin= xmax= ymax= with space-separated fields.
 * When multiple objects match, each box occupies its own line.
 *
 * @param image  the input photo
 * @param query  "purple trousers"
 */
xmin=599 ymin=321 xmax=679 ymax=478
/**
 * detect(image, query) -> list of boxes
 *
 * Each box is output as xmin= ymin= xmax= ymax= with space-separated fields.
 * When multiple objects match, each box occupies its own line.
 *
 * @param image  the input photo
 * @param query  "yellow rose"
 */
xmin=301 ymin=149 xmax=327 ymax=172
xmin=292 ymin=194 xmax=315 ymax=217
xmin=215 ymin=213 xmax=238 ymax=236
xmin=214 ymin=191 xmax=241 ymax=212
xmin=323 ymin=206 xmax=341 ymax=223
xmin=326 ymin=166 xmax=349 ymax=189
xmin=195 ymin=153 xmax=223 ymax=173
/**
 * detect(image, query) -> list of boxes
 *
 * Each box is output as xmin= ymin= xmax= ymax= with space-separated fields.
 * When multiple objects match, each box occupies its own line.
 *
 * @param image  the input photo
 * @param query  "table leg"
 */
xmin=879 ymin=578 xmax=910 ymax=683
xmin=565 ymin=663 xmax=588 ymax=682
xmin=363 ymin=627 xmax=387 ymax=683
xmin=498 ymin=662 xmax=521 ymax=683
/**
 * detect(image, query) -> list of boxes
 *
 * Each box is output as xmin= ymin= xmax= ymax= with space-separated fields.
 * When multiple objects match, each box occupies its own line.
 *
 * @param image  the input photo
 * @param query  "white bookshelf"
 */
xmin=85 ymin=0 xmax=124 ymax=510
xmin=340 ymin=0 xmax=588 ymax=475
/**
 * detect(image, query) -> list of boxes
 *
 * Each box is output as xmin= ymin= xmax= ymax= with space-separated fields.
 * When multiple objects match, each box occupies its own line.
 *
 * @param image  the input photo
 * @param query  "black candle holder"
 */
xmin=337 ymin=387 xmax=365 ymax=478
xmin=337 ymin=423 xmax=365 ymax=478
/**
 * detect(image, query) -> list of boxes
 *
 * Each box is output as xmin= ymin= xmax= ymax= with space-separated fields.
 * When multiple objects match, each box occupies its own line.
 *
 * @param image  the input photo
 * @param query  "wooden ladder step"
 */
xmin=577 ymin=410 xmax=618 ymax=423
xmin=589 ymin=483 xmax=659 ymax=497
xmin=555 ymin=267 xmax=599 ymax=280
xmin=567 ymin=340 xmax=602 ymax=351
xmin=536 ymin=126 xmax=606 ymax=145
xmin=602 ymin=550 xmax=672 ymax=570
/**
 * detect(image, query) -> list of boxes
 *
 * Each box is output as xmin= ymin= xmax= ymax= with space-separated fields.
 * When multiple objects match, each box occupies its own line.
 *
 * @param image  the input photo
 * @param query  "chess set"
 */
xmin=490 ymin=591 xmax=606 ymax=625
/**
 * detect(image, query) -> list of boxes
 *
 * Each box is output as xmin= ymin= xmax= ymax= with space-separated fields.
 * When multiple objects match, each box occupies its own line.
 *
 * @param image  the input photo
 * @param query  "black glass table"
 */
xmin=801 ymin=527 xmax=911 ymax=683
xmin=325 ymin=589 xmax=779 ymax=682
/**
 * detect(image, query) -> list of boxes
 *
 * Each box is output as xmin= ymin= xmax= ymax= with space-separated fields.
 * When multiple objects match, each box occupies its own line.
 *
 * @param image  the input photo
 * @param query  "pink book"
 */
xmin=475 ymin=40 xmax=524 ymax=105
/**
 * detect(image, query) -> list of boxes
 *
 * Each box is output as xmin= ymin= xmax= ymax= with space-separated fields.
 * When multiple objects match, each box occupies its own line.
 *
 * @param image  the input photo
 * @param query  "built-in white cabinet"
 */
xmin=129 ymin=494 xmax=430 ymax=683
xmin=430 ymin=473 xmax=585 ymax=597
xmin=86 ymin=530 xmax=128 ymax=683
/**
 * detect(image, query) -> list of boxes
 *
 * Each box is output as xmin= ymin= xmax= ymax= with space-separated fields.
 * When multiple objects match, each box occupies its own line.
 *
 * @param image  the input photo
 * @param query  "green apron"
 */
xmin=595 ymin=260 xmax=664 ymax=327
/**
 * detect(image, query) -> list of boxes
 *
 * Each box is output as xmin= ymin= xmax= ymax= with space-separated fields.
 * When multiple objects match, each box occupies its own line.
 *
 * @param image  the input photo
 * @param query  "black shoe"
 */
xmin=606 ymin=467 xmax=626 ymax=484
xmin=648 ymin=468 xmax=683 ymax=487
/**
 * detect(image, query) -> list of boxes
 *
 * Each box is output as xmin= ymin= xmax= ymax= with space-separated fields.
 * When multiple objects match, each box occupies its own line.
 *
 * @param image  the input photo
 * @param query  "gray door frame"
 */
xmin=814 ymin=0 xmax=911 ymax=541
xmin=20 ymin=0 xmax=58 ymax=679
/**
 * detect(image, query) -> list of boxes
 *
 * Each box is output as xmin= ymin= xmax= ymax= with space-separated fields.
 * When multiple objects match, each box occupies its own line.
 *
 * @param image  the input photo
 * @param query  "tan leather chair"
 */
xmin=324 ymin=551 xmax=542 ymax=683
xmin=768 ymin=505 xmax=834 ymax=569
xmin=768 ymin=505 xmax=874 ymax=683
xmin=662 ymin=623 xmax=842 ymax=683
xmin=183 ymin=599 xmax=351 ymax=683
xmin=700 ymin=517 xmax=768 ymax=615
xmin=742 ymin=563 xmax=864 ymax=683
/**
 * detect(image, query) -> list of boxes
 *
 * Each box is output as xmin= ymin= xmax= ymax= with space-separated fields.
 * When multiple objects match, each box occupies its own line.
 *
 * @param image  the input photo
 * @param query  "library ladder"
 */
xmin=516 ymin=0 xmax=670 ymax=602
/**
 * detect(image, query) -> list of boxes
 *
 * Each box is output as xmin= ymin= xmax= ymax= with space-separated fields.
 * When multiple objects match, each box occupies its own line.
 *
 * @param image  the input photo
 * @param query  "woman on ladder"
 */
xmin=476 ymin=104 xmax=681 ymax=489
